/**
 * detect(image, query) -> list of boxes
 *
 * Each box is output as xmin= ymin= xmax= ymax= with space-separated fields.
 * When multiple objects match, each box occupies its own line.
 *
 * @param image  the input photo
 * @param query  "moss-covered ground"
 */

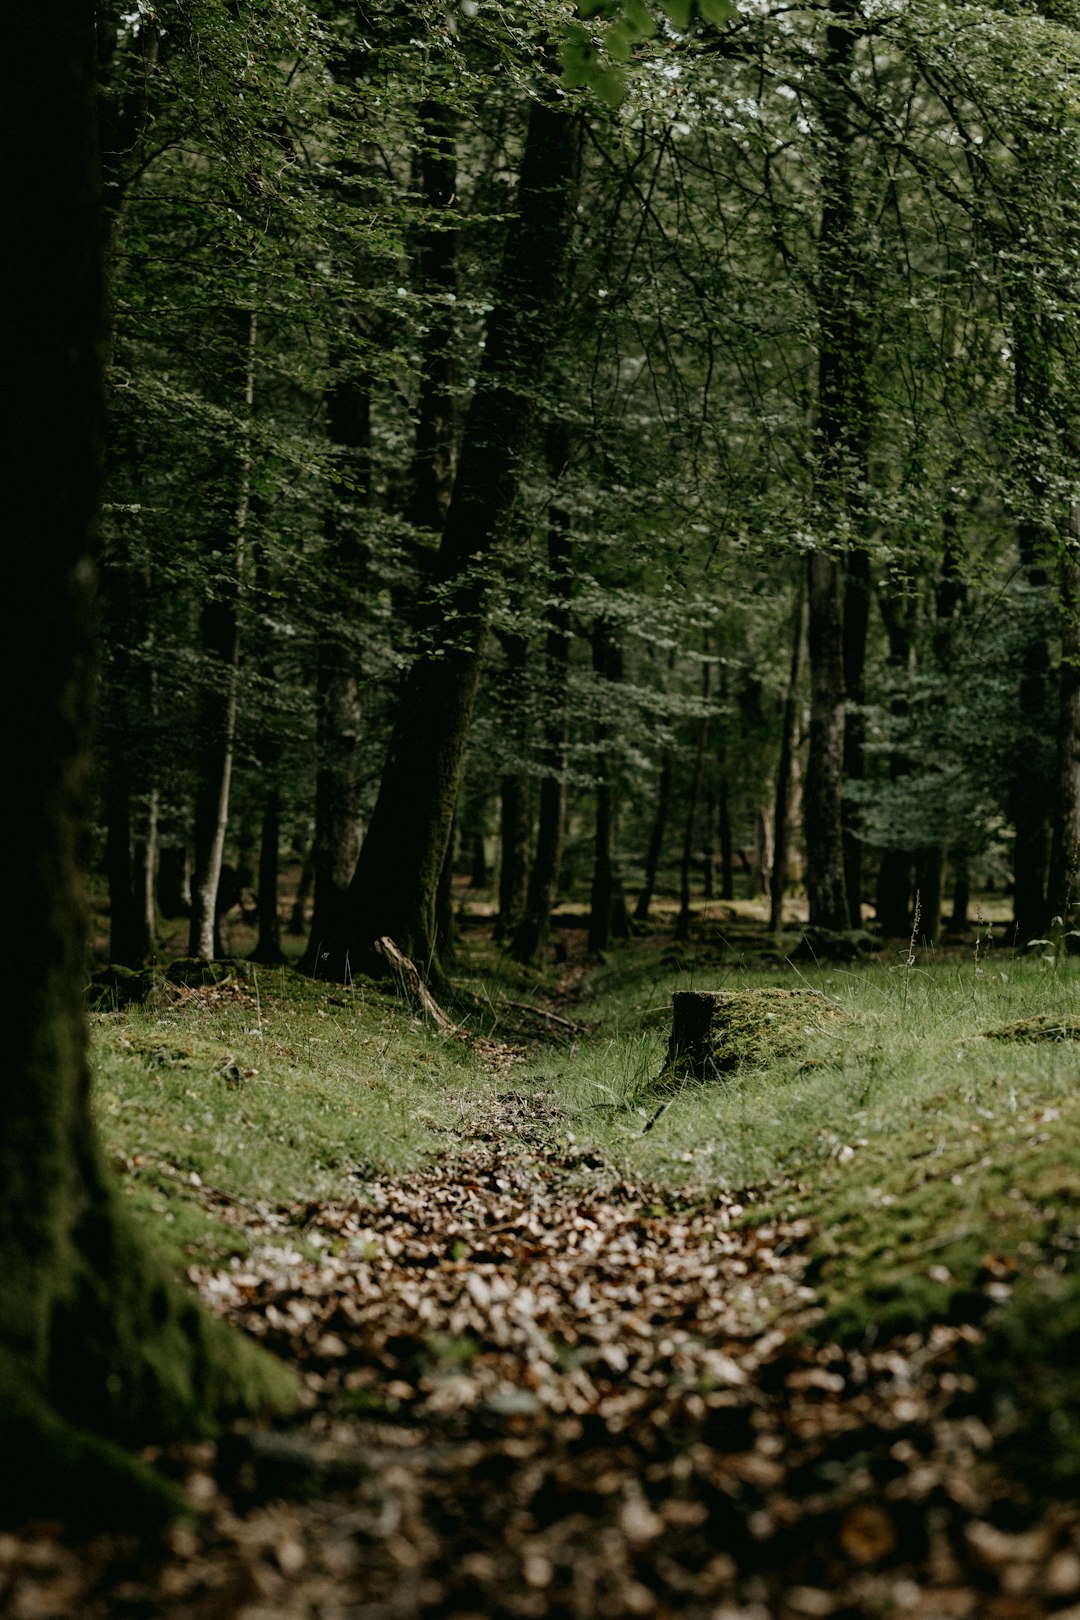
xmin=89 ymin=907 xmax=1080 ymax=1494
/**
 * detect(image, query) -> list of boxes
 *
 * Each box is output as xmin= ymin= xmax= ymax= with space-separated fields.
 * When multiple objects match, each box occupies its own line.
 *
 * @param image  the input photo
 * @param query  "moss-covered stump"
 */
xmin=984 ymin=1013 xmax=1080 ymax=1042
xmin=661 ymin=987 xmax=848 ymax=1083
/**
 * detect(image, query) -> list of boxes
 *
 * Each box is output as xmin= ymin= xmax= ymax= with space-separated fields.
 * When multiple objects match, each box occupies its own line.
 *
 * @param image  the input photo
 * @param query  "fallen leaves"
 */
xmin=3 ymin=1090 xmax=1080 ymax=1617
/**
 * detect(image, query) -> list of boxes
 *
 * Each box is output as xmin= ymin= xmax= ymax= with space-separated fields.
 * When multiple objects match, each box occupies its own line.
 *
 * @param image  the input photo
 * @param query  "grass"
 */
xmin=89 ymin=923 xmax=1080 ymax=1484
xmin=91 ymin=968 xmax=503 ymax=1265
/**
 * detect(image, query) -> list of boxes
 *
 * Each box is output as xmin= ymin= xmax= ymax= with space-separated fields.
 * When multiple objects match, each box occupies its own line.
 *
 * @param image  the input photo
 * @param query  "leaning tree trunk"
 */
xmin=188 ymin=308 xmax=257 ymax=960
xmin=329 ymin=88 xmax=583 ymax=983
xmin=1 ymin=14 xmax=291 ymax=1528
xmin=511 ymin=460 xmax=573 ymax=967
xmin=769 ymin=584 xmax=807 ymax=934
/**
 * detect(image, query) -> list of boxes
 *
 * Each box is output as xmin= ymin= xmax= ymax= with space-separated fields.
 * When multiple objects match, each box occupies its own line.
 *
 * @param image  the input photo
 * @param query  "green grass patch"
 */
xmin=91 ymin=969 xmax=502 ymax=1266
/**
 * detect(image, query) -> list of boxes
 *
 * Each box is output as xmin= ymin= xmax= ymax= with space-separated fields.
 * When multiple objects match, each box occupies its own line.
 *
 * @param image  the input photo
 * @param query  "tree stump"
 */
xmin=661 ymin=987 xmax=846 ymax=1082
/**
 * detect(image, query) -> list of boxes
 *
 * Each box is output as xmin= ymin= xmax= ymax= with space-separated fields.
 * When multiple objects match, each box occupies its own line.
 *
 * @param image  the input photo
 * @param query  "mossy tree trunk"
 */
xmin=325 ymin=88 xmax=584 ymax=983
xmin=0 ymin=13 xmax=292 ymax=1528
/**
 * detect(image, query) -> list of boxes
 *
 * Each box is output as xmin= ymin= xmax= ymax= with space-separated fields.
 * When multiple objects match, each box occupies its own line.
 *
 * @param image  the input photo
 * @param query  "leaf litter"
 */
xmin=4 ymin=1090 xmax=1080 ymax=1619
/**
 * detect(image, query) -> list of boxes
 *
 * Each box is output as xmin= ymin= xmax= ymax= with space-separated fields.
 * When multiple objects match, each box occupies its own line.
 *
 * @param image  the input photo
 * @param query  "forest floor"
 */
xmin=7 ymin=896 xmax=1080 ymax=1618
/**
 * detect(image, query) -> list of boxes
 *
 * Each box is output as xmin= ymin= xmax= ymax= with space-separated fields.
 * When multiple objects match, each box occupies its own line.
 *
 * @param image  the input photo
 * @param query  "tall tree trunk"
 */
xmin=251 ymin=785 xmax=284 ymax=965
xmin=676 ymin=656 xmax=711 ymax=941
xmin=494 ymin=626 xmax=531 ymax=941
xmin=496 ymin=773 xmax=531 ymax=941
xmin=188 ymin=308 xmax=257 ymax=960
xmin=805 ymin=0 xmax=866 ymax=932
xmin=770 ymin=585 xmax=808 ymax=933
xmin=1049 ymin=532 xmax=1080 ymax=922
xmin=874 ymin=589 xmax=917 ymax=936
xmin=1 ymin=14 xmax=290 ymax=1524
xmin=588 ymin=619 xmax=630 ymax=954
xmin=331 ymin=89 xmax=583 ymax=982
xmin=287 ymin=846 xmax=314 ymax=935
xmin=842 ymin=547 xmax=871 ymax=925
xmin=407 ymin=99 xmax=458 ymax=533
xmin=511 ymin=461 xmax=573 ymax=967
xmin=636 ymin=752 xmax=673 ymax=922
xmin=1011 ymin=298 xmax=1056 ymax=941
xmin=300 ymin=367 xmax=369 ymax=976
xmin=805 ymin=552 xmax=848 ymax=928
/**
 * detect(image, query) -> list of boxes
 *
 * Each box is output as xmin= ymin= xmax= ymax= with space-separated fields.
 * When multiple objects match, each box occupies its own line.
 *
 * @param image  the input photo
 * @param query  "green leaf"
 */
xmin=697 ymin=0 xmax=736 ymax=22
xmin=592 ymin=65 xmax=628 ymax=105
xmin=606 ymin=21 xmax=634 ymax=61
xmin=659 ymin=0 xmax=693 ymax=29
xmin=622 ymin=0 xmax=658 ymax=39
xmin=560 ymin=25 xmax=598 ymax=88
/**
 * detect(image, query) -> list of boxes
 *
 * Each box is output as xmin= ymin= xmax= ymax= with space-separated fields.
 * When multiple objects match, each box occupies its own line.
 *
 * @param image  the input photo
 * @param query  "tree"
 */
xmin=0 ymin=3 xmax=292 ymax=1527
xmin=320 ymin=80 xmax=585 ymax=982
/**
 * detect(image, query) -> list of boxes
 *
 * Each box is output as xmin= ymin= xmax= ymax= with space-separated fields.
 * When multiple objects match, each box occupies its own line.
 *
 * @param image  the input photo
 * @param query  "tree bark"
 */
xmin=300 ymin=367 xmax=369 ymax=975
xmin=329 ymin=88 xmax=583 ymax=982
xmin=188 ymin=308 xmax=257 ymax=960
xmin=636 ymin=752 xmax=673 ymax=922
xmin=769 ymin=585 xmax=808 ymax=933
xmin=1049 ymin=535 xmax=1080 ymax=923
xmin=804 ymin=0 xmax=867 ymax=933
xmin=0 ymin=13 xmax=290 ymax=1526
xmin=407 ymin=98 xmax=458 ymax=533
xmin=496 ymin=772 xmax=531 ymax=941
xmin=511 ymin=463 xmax=573 ymax=966
xmin=842 ymin=547 xmax=871 ymax=925
xmin=805 ymin=552 xmax=849 ymax=928
xmin=676 ymin=656 xmax=711 ymax=941
xmin=251 ymin=785 xmax=285 ymax=965
xmin=874 ymin=589 xmax=916 ymax=936
xmin=588 ymin=619 xmax=631 ymax=954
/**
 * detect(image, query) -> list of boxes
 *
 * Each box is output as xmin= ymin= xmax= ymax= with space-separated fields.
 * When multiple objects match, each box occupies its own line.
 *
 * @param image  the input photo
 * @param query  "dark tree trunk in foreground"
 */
xmin=0 ymin=14 xmax=291 ymax=1528
xmin=325 ymin=90 xmax=583 ymax=982
xmin=769 ymin=586 xmax=807 ymax=934
xmin=511 ymin=467 xmax=573 ymax=966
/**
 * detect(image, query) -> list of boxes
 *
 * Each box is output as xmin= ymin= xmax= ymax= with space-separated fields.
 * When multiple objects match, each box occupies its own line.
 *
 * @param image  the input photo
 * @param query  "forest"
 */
xmin=6 ymin=0 xmax=1080 ymax=1613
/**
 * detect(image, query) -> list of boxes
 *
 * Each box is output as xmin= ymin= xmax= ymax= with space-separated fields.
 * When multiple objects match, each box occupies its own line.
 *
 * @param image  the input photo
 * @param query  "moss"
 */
xmin=660 ymin=987 xmax=850 ymax=1083
xmin=983 ymin=1012 xmax=1080 ymax=1041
